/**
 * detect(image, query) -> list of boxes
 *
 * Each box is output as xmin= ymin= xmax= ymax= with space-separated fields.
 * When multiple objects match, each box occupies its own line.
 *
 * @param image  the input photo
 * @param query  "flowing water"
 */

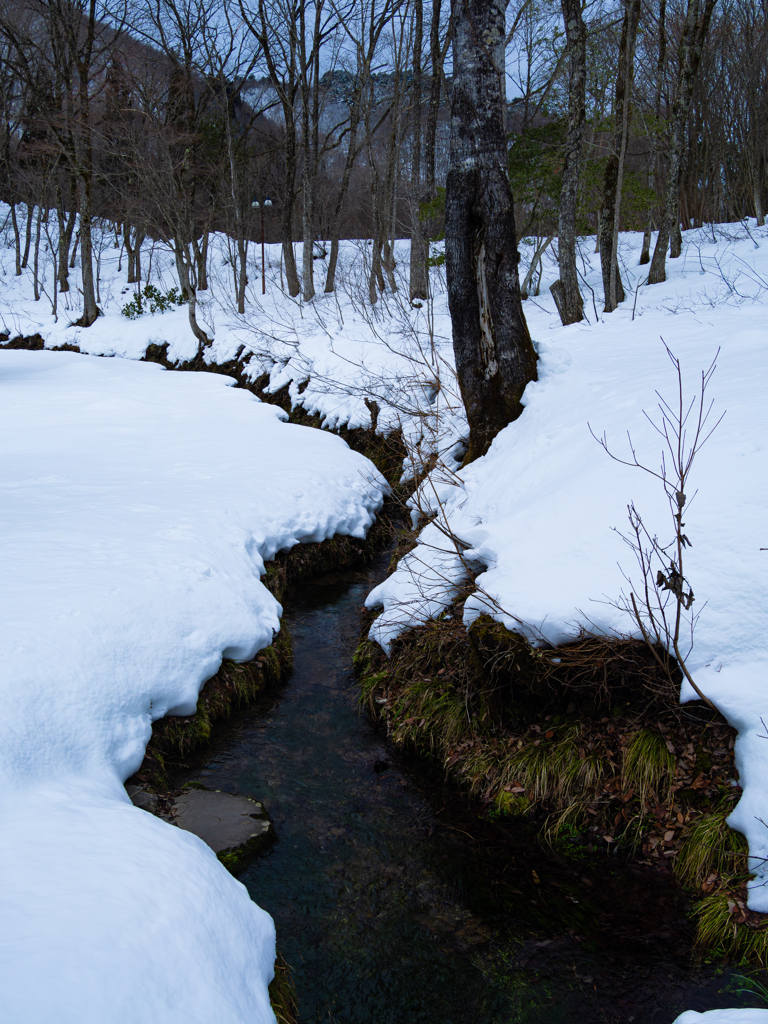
xmin=179 ymin=560 xmax=763 ymax=1023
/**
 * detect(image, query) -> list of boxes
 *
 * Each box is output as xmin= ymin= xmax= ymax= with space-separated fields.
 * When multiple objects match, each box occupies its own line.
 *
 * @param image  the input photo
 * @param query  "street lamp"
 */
xmin=251 ymin=195 xmax=273 ymax=295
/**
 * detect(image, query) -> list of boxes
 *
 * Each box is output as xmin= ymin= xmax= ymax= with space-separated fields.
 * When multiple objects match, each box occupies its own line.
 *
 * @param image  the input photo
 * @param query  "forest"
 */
xmin=0 ymin=0 xmax=765 ymax=329
xmin=2 ymin=2 xmax=768 ymax=1023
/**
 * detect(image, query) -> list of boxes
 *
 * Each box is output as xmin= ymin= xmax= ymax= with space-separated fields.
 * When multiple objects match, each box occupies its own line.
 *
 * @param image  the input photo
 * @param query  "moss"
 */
xmin=491 ymin=790 xmax=531 ymax=819
xmin=135 ymin=646 xmax=289 ymax=788
xmin=217 ymin=827 xmax=275 ymax=875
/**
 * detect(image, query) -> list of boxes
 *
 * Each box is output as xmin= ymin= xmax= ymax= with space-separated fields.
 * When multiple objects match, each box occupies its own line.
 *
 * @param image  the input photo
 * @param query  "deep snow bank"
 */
xmin=0 ymin=350 xmax=386 ymax=1021
xmin=0 ymin=208 xmax=463 ymax=475
xmin=367 ymin=223 xmax=768 ymax=912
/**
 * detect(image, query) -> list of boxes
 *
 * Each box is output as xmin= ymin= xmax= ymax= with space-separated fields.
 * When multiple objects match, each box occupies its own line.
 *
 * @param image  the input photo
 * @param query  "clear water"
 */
xmin=180 ymin=565 xmax=764 ymax=1023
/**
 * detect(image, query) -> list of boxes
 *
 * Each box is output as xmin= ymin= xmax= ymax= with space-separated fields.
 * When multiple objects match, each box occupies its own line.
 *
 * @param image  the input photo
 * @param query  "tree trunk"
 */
xmin=409 ymin=0 xmax=429 ymax=302
xmin=324 ymin=112 xmax=360 ymax=293
xmin=524 ymin=233 xmax=554 ymax=298
xmin=445 ymin=0 xmax=537 ymax=463
xmin=77 ymin=182 xmax=100 ymax=326
xmin=236 ymin=236 xmax=247 ymax=313
xmin=639 ymin=219 xmax=652 ymax=264
xmin=32 ymin=205 xmax=43 ymax=301
xmin=599 ymin=0 xmax=640 ymax=313
xmin=57 ymin=195 xmax=77 ymax=293
xmin=11 ymin=203 xmax=21 ymax=276
xmin=194 ymin=231 xmax=209 ymax=291
xmin=670 ymin=219 xmax=683 ymax=257
xmin=282 ymin=122 xmax=301 ymax=297
xmin=123 ymin=223 xmax=144 ymax=285
xmin=641 ymin=0 xmax=665 ymax=269
xmin=648 ymin=0 xmax=716 ymax=284
xmin=175 ymin=245 xmax=210 ymax=357
xmin=299 ymin=0 xmax=321 ymax=302
xmin=755 ymin=180 xmax=765 ymax=227
xmin=22 ymin=202 xmax=33 ymax=269
xmin=554 ymin=0 xmax=586 ymax=325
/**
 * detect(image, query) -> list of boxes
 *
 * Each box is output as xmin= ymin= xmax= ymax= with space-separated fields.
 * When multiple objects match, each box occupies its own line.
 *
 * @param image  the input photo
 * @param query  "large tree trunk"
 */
xmin=77 ymin=181 xmax=100 ymax=325
xmin=445 ymin=0 xmax=537 ymax=464
xmin=553 ymin=0 xmax=586 ymax=325
xmin=282 ymin=120 xmax=301 ymax=298
xmin=640 ymin=0 xmax=666 ymax=268
xmin=409 ymin=0 xmax=428 ymax=302
xmin=599 ymin=0 xmax=640 ymax=313
xmin=648 ymin=0 xmax=716 ymax=285
xmin=324 ymin=110 xmax=360 ymax=293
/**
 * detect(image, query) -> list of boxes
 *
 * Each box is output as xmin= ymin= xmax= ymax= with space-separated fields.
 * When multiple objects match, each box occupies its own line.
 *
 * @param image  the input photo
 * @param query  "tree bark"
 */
xmin=639 ymin=219 xmax=652 ymax=264
xmin=10 ymin=202 xmax=21 ymax=275
xmin=755 ymin=178 xmax=765 ymax=227
xmin=524 ymin=233 xmax=554 ymax=298
xmin=175 ymin=244 xmax=210 ymax=357
xmin=599 ymin=0 xmax=640 ymax=313
xmin=553 ymin=0 xmax=586 ymax=325
xmin=409 ymin=0 xmax=428 ymax=302
xmin=648 ymin=0 xmax=717 ymax=285
xmin=57 ymin=188 xmax=77 ymax=292
xmin=445 ymin=0 xmax=537 ymax=463
xmin=123 ymin=223 xmax=145 ymax=285
xmin=22 ymin=201 xmax=32 ymax=268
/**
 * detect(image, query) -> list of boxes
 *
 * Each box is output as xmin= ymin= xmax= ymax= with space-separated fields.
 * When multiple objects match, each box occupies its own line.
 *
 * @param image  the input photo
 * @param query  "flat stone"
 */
xmin=169 ymin=789 xmax=271 ymax=854
xmin=126 ymin=786 xmax=159 ymax=814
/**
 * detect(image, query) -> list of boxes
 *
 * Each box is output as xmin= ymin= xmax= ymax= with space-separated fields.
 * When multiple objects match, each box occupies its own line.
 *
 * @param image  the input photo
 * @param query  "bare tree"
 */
xmin=599 ymin=0 xmax=641 ymax=313
xmin=647 ymin=0 xmax=717 ymax=284
xmin=551 ymin=0 xmax=586 ymax=326
xmin=445 ymin=0 xmax=537 ymax=462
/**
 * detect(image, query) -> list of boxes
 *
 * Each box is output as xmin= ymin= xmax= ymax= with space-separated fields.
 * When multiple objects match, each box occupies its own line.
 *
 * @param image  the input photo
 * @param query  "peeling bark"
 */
xmin=445 ymin=0 xmax=537 ymax=463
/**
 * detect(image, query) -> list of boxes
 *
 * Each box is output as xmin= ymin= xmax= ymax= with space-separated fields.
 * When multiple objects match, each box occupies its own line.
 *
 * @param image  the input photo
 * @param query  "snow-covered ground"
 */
xmin=3 ymin=207 xmax=768 ymax=1018
xmin=0 ymin=350 xmax=385 ymax=1021
xmin=368 ymin=222 xmax=768 ymax=921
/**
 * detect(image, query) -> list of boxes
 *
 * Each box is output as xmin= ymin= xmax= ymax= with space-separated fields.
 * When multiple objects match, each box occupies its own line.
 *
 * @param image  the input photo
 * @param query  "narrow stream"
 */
xmin=180 ymin=559 xmax=761 ymax=1023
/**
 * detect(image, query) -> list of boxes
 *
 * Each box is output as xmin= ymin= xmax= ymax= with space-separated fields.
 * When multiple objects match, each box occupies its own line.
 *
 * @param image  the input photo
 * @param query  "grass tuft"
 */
xmin=622 ymin=728 xmax=675 ymax=808
xmin=675 ymin=809 xmax=748 ymax=889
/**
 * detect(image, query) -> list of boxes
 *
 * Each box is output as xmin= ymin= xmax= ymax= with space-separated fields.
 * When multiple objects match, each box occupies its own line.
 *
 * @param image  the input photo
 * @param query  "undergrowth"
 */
xmin=355 ymin=603 xmax=766 ymax=963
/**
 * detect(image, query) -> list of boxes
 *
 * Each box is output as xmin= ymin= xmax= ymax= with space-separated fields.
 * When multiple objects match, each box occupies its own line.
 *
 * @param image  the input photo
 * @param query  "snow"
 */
xmin=0 ymin=212 xmax=463 ymax=475
xmin=366 ymin=222 xmax=768 ymax=918
xmin=0 ymin=349 xmax=386 ymax=1020
xmin=3 ymin=205 xmax=768 ymax=1019
xmin=674 ymin=1013 xmax=768 ymax=1024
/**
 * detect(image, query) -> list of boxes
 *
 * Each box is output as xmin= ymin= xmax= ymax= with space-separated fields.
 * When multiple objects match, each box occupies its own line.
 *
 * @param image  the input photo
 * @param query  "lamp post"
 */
xmin=251 ymin=195 xmax=273 ymax=294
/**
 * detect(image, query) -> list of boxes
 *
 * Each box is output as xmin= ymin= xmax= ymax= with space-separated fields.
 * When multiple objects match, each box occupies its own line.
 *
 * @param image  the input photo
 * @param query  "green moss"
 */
xmin=216 ymin=827 xmax=275 ymax=875
xmin=491 ymin=790 xmax=531 ymax=819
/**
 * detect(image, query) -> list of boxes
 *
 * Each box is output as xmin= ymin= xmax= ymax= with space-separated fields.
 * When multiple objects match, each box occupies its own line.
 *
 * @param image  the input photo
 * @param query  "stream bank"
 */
xmin=171 ymin=557 xmax=766 ymax=1023
xmin=355 ymin=595 xmax=768 ymax=969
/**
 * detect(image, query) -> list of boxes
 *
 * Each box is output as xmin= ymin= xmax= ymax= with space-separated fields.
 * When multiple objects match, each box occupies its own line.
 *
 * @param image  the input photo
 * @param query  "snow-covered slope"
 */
xmin=0 ymin=350 xmax=386 ymax=1022
xmin=367 ymin=221 xmax=768 ymax=915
